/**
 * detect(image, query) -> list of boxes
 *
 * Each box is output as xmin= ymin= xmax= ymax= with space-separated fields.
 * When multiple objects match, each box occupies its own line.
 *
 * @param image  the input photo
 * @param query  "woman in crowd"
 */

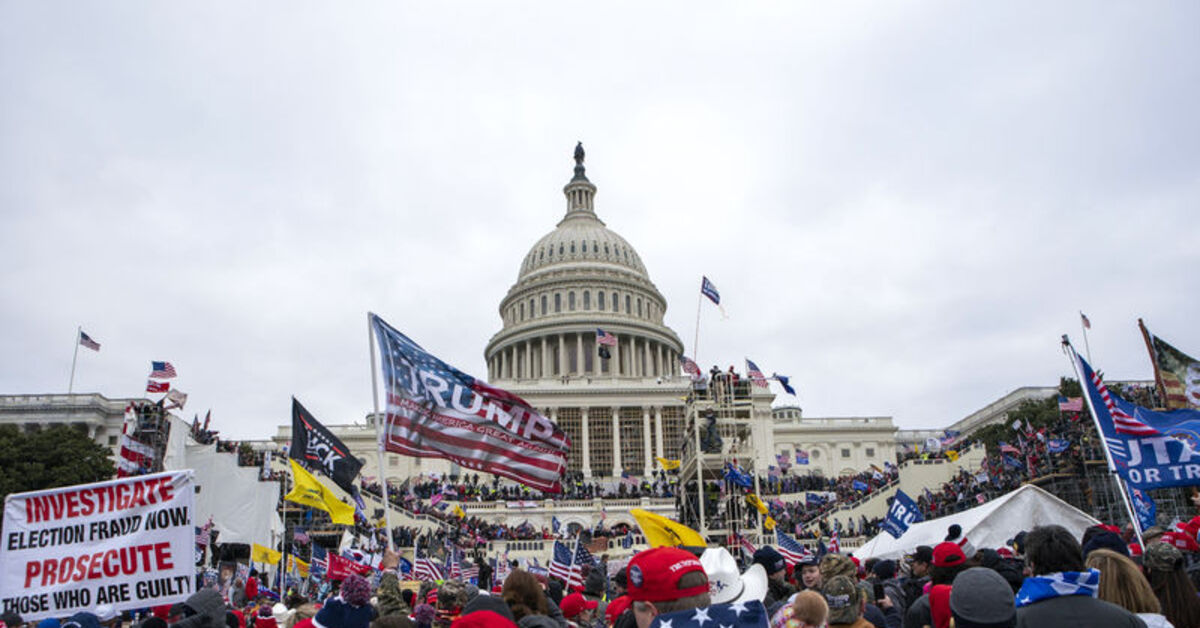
xmin=1085 ymin=548 xmax=1173 ymax=628
xmin=1143 ymin=543 xmax=1200 ymax=628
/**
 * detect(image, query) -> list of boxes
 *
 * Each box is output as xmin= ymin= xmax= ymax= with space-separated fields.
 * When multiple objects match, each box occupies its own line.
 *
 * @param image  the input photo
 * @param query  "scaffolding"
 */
xmin=677 ymin=377 xmax=768 ymax=546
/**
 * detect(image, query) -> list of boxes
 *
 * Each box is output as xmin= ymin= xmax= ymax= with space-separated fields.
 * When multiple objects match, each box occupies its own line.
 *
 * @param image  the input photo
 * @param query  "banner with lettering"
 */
xmin=0 ymin=471 xmax=195 ymax=621
xmin=881 ymin=489 xmax=923 ymax=539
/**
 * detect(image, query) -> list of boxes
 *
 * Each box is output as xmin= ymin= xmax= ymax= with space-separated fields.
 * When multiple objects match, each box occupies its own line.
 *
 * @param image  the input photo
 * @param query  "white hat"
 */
xmin=699 ymin=547 xmax=768 ymax=605
xmin=94 ymin=604 xmax=118 ymax=621
xmin=272 ymin=602 xmax=294 ymax=623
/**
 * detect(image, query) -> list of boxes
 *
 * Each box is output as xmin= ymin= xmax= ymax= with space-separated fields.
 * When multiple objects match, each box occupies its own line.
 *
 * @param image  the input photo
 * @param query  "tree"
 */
xmin=0 ymin=424 xmax=116 ymax=510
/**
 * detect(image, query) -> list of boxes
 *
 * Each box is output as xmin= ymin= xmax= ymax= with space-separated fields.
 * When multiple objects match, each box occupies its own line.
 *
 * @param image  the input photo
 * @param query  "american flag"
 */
xmin=1058 ymin=396 xmax=1083 ymax=412
xmin=1081 ymin=312 xmax=1091 ymax=329
xmin=829 ymin=529 xmax=840 ymax=554
xmin=79 ymin=330 xmax=101 ymax=351
xmin=596 ymin=328 xmax=618 ymax=347
xmin=195 ymin=519 xmax=213 ymax=546
xmin=620 ymin=470 xmax=639 ymax=486
xmin=150 ymin=361 xmax=177 ymax=379
xmin=292 ymin=527 xmax=310 ymax=545
xmin=493 ymin=555 xmax=510 ymax=584
xmin=370 ymin=314 xmax=570 ymax=493
xmin=147 ymin=380 xmax=169 ymax=393
xmin=549 ymin=541 xmax=590 ymax=588
xmin=775 ymin=530 xmax=810 ymax=566
xmin=414 ymin=548 xmax=444 ymax=582
xmin=745 ymin=359 xmax=769 ymax=388
xmin=462 ymin=560 xmax=480 ymax=582
xmin=1090 ymin=368 xmax=1158 ymax=436
xmin=448 ymin=549 xmax=462 ymax=579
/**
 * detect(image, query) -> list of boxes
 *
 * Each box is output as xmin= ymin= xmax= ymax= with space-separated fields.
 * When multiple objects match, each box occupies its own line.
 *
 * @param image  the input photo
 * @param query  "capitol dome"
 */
xmin=485 ymin=144 xmax=685 ymax=384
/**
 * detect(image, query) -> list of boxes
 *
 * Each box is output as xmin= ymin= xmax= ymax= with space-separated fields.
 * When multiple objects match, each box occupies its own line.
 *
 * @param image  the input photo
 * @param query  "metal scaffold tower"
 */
xmin=677 ymin=376 xmax=771 ymax=547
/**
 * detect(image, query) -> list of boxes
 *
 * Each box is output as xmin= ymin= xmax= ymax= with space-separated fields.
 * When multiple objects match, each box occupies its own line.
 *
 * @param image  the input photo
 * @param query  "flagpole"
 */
xmin=68 ymin=326 xmax=81 ymax=394
xmin=1062 ymin=338 xmax=1142 ymax=545
xmin=693 ymin=287 xmax=703 ymax=367
xmin=1079 ymin=311 xmax=1093 ymax=363
xmin=367 ymin=313 xmax=394 ymax=553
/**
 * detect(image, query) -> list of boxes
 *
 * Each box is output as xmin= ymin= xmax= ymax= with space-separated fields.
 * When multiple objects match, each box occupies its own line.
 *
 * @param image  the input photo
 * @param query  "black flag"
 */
xmin=290 ymin=397 xmax=364 ymax=494
xmin=598 ymin=346 xmax=611 ymax=360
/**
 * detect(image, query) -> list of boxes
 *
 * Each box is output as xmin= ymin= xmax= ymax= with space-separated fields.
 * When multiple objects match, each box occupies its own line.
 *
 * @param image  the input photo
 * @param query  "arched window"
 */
xmin=570 ymin=242 xmax=576 ymax=254
xmin=625 ymin=295 xmax=631 ymax=314
xmin=569 ymin=292 xmax=576 ymax=311
xmin=612 ymin=292 xmax=618 ymax=311
xmin=637 ymin=298 xmax=642 ymax=317
xmin=583 ymin=291 xmax=591 ymax=310
xmin=541 ymin=295 xmax=547 ymax=315
xmin=598 ymin=292 xmax=605 ymax=311
xmin=555 ymin=293 xmax=562 ymax=313
xmin=519 ymin=303 xmax=524 ymax=321
xmin=529 ymin=298 xmax=535 ymax=319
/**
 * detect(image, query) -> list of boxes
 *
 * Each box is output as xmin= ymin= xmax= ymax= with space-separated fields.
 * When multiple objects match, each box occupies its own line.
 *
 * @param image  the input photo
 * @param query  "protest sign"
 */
xmin=0 ymin=471 xmax=195 ymax=621
xmin=881 ymin=489 xmax=923 ymax=539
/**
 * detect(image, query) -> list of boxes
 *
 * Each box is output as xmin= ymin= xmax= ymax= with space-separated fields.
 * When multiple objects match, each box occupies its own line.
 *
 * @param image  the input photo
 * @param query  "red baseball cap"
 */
xmin=932 ymin=542 xmax=966 ymax=568
xmin=626 ymin=547 xmax=708 ymax=602
xmin=452 ymin=610 xmax=517 ymax=628
xmin=606 ymin=595 xmax=632 ymax=623
xmin=560 ymin=592 xmax=598 ymax=618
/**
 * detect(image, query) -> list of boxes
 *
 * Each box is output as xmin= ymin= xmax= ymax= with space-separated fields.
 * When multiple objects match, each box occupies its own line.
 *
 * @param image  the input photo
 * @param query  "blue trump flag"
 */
xmin=881 ymin=489 xmax=923 ymax=539
xmin=1129 ymin=486 xmax=1156 ymax=531
xmin=724 ymin=463 xmax=754 ymax=488
xmin=1075 ymin=351 xmax=1200 ymax=491
xmin=852 ymin=479 xmax=869 ymax=492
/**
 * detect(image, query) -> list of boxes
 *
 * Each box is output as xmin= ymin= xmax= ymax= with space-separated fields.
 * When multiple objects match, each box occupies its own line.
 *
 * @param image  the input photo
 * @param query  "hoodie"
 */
xmin=175 ymin=589 xmax=228 ymax=628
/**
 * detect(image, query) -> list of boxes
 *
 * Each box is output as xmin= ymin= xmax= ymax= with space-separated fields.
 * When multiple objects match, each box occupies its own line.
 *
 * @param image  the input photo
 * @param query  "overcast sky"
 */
xmin=2 ymin=2 xmax=1197 ymax=439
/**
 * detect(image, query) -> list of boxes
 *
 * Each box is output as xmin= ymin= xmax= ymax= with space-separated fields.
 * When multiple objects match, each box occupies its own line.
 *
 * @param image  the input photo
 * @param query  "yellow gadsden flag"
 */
xmin=631 ymin=508 xmax=706 ymax=548
xmin=251 ymin=543 xmax=282 ymax=565
xmin=745 ymin=493 xmax=769 ymax=515
xmin=946 ymin=450 xmax=960 ymax=462
xmin=287 ymin=555 xmax=311 ymax=578
xmin=286 ymin=459 xmax=356 ymax=525
xmin=656 ymin=457 xmax=681 ymax=471
xmin=452 ymin=505 xmax=466 ymax=519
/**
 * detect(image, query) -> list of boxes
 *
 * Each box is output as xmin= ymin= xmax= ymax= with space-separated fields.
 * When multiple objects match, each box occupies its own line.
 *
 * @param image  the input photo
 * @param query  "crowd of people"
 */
xmin=18 ymin=516 xmax=1200 ymax=628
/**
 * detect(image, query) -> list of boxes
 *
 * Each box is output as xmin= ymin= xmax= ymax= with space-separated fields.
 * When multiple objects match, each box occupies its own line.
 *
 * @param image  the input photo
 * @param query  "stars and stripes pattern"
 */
xmin=414 ymin=548 xmax=444 ymax=582
xmin=549 ymin=541 xmax=591 ymax=589
xmin=1090 ymin=368 xmax=1158 ymax=436
xmin=745 ymin=359 xmax=769 ymax=388
xmin=596 ymin=328 xmax=618 ymax=347
xmin=195 ymin=519 xmax=213 ymax=546
xmin=737 ymin=534 xmax=756 ymax=559
xmin=371 ymin=314 xmax=569 ymax=493
xmin=79 ymin=330 xmax=101 ymax=351
xmin=147 ymin=380 xmax=169 ymax=393
xmin=649 ymin=600 xmax=769 ymax=627
xmin=775 ymin=530 xmax=810 ymax=566
xmin=310 ymin=545 xmax=328 ymax=575
xmin=829 ymin=529 xmax=840 ymax=554
xmin=150 ymin=361 xmax=177 ymax=379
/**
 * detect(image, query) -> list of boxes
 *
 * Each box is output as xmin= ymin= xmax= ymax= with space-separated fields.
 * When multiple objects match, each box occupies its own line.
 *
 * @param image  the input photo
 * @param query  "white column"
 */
xmin=575 ymin=333 xmax=583 ymax=375
xmin=581 ymin=408 xmax=592 ymax=477
xmin=656 ymin=343 xmax=664 ymax=378
xmin=655 ymin=406 xmax=665 ymax=458
xmin=500 ymin=350 xmax=508 ymax=380
xmin=614 ymin=336 xmax=622 ymax=377
xmin=644 ymin=342 xmax=653 ymax=378
xmin=558 ymin=334 xmax=566 ymax=376
xmin=632 ymin=337 xmax=640 ymax=377
xmin=642 ymin=406 xmax=652 ymax=475
xmin=611 ymin=407 xmax=621 ymax=477
xmin=524 ymin=340 xmax=532 ymax=379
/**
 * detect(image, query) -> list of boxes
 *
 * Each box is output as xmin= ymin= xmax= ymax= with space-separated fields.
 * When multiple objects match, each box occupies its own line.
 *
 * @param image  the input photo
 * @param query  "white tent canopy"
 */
xmin=854 ymin=484 xmax=1100 ymax=560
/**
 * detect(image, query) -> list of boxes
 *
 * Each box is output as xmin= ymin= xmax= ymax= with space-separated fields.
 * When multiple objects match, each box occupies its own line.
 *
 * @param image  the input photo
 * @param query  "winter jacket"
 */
xmin=176 ymin=589 xmax=228 ymax=628
xmin=763 ymin=577 xmax=797 ymax=609
xmin=903 ymin=594 xmax=930 ymax=628
xmin=1137 ymin=612 xmax=1174 ymax=628
xmin=1015 ymin=596 xmax=1147 ymax=628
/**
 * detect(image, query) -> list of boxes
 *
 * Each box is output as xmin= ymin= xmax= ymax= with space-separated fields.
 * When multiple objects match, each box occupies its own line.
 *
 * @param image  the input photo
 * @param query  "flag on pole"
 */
xmin=251 ymin=543 xmax=282 ymax=565
xmin=549 ymin=541 xmax=584 ymax=587
xmin=596 ymin=328 xmax=618 ymax=347
xmin=1058 ymin=396 xmax=1083 ymax=412
xmin=745 ymin=359 xmax=769 ymax=388
xmin=772 ymin=374 xmax=796 ymax=396
xmin=1081 ymin=312 xmax=1091 ymax=329
xmin=370 ymin=314 xmax=570 ymax=493
xmin=285 ymin=459 xmax=356 ymax=524
xmin=149 ymin=361 xmax=177 ymax=378
xmin=795 ymin=450 xmax=809 ymax=465
xmin=775 ymin=530 xmax=811 ymax=566
xmin=1075 ymin=349 xmax=1200 ymax=490
xmin=1142 ymin=324 xmax=1200 ymax=410
xmin=737 ymin=534 xmax=756 ymax=559
xmin=414 ymin=547 xmax=443 ymax=582
xmin=656 ymin=456 xmax=681 ymax=470
xmin=700 ymin=276 xmax=728 ymax=318
xmin=146 ymin=380 xmax=169 ymax=393
xmin=79 ymin=330 xmax=101 ymax=351
xmin=291 ymin=397 xmax=364 ymax=495
xmin=829 ymin=529 xmax=840 ymax=554
xmin=679 ymin=356 xmax=705 ymax=382
xmin=164 ymin=389 xmax=188 ymax=410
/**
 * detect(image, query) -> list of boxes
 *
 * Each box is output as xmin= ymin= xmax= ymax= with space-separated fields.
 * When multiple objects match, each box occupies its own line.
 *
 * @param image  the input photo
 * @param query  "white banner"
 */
xmin=0 ymin=471 xmax=195 ymax=621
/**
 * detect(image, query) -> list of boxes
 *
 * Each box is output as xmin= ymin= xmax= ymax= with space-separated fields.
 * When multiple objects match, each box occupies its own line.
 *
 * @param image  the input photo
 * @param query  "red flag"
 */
xmin=146 ymin=380 xmax=169 ymax=393
xmin=327 ymin=552 xmax=372 ymax=580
